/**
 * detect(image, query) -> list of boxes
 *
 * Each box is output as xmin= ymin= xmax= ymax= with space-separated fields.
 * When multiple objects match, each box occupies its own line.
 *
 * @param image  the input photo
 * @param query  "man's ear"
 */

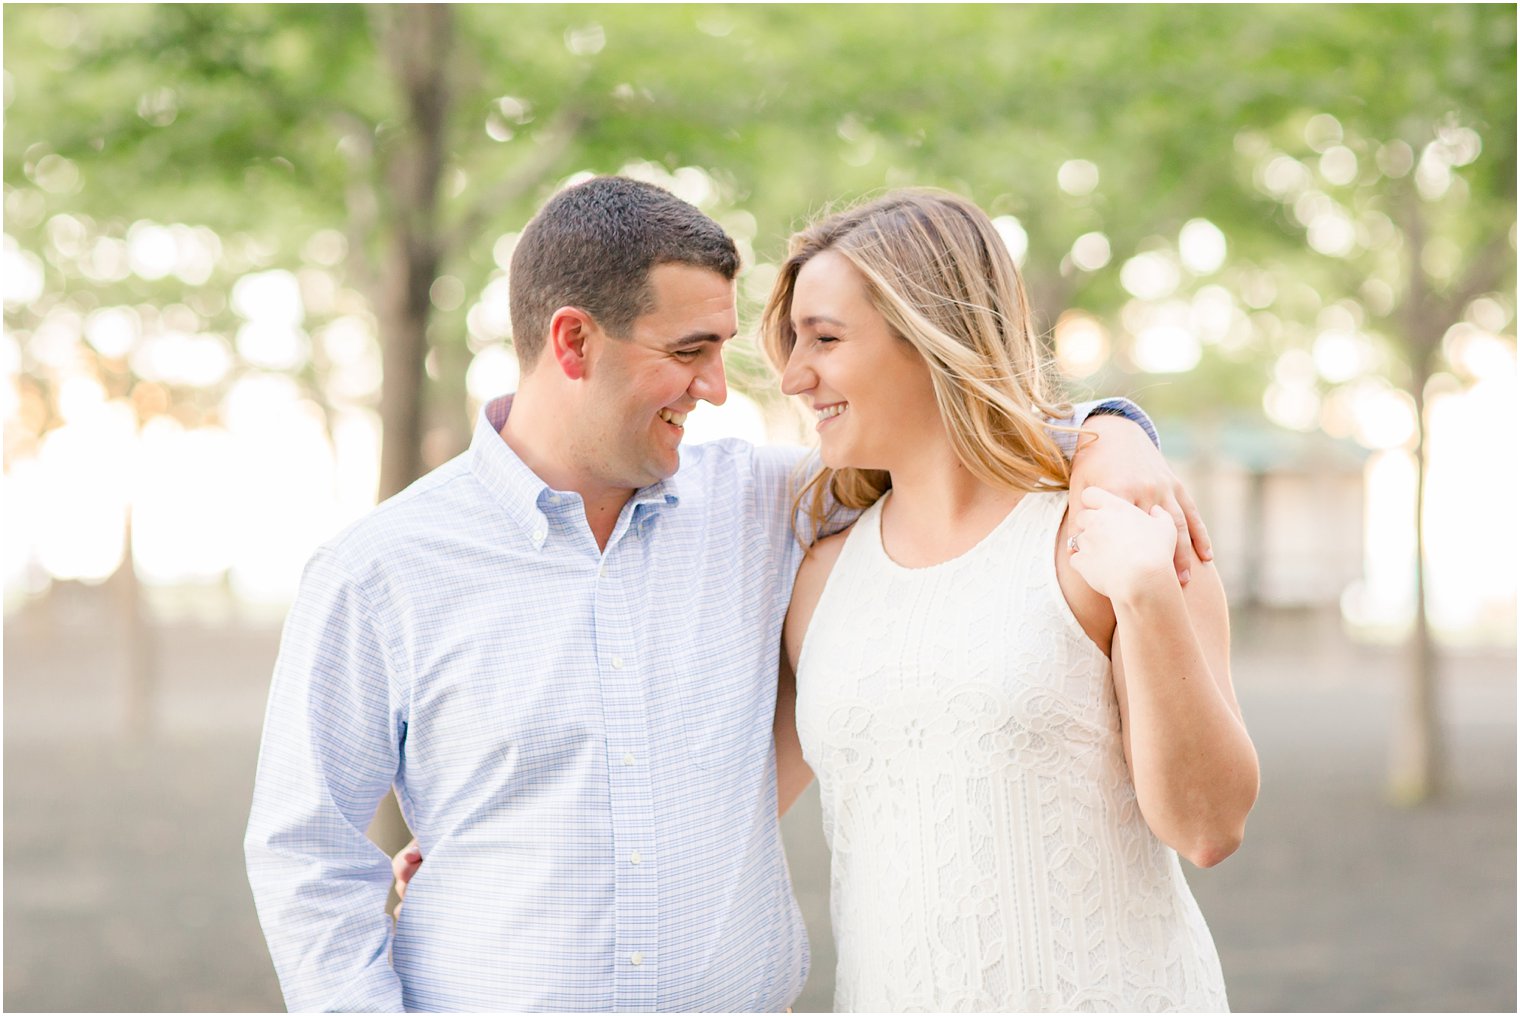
xmin=547 ymin=306 xmax=597 ymax=381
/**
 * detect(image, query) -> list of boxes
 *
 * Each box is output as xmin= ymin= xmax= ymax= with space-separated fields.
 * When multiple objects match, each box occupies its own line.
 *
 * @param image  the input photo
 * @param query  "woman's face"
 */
xmin=780 ymin=250 xmax=942 ymax=471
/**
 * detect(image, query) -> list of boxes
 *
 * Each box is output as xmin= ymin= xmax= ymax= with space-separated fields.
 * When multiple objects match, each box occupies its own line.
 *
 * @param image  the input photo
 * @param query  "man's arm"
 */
xmin=1056 ymin=398 xmax=1212 ymax=582
xmin=1051 ymin=398 xmax=1161 ymax=458
xmin=244 ymin=549 xmax=406 ymax=1012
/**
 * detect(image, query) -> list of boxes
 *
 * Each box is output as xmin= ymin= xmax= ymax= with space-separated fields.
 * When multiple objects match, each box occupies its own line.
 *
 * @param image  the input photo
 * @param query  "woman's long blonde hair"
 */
xmin=759 ymin=190 xmax=1075 ymax=542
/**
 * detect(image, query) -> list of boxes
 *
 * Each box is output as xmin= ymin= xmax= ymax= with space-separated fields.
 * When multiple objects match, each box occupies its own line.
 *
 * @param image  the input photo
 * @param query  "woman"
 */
xmin=763 ymin=190 xmax=1258 ymax=1012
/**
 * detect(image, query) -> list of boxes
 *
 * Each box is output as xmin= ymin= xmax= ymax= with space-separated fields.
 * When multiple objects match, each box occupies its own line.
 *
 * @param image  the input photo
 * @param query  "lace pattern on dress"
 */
xmin=795 ymin=492 xmax=1229 ymax=1013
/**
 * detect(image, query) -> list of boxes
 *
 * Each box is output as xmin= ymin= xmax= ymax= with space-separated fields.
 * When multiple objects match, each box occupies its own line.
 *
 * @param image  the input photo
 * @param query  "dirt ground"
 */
xmin=5 ymin=589 xmax=1514 ymax=1012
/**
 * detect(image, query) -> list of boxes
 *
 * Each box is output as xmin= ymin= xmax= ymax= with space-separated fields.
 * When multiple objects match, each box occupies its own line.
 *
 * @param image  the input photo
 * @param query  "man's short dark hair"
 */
xmin=508 ymin=176 xmax=740 ymax=369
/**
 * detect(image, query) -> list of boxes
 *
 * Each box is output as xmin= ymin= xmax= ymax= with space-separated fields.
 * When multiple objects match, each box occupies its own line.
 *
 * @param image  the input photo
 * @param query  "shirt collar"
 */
xmin=634 ymin=467 xmax=682 ymax=512
xmin=470 ymin=395 xmax=682 ymax=540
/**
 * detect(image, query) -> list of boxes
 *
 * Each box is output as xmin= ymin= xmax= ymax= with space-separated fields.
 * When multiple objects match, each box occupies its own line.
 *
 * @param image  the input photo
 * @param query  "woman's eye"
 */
xmin=815 ymin=334 xmax=838 ymax=345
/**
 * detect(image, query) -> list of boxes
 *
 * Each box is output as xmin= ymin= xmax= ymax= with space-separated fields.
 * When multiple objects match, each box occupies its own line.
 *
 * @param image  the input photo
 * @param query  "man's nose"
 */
xmin=692 ymin=355 xmax=728 ymax=406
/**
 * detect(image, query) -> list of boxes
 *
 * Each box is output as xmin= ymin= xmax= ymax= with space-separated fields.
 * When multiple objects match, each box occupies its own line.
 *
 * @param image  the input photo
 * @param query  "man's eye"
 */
xmin=673 ymin=349 xmax=701 ymax=361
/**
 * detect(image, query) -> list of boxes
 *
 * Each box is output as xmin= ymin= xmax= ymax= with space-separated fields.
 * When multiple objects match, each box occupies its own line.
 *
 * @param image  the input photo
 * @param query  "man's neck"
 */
xmin=498 ymin=382 xmax=634 ymax=551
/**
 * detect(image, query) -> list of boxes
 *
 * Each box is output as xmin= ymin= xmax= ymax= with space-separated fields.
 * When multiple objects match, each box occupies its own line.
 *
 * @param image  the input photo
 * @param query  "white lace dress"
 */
xmin=795 ymin=492 xmax=1229 ymax=1013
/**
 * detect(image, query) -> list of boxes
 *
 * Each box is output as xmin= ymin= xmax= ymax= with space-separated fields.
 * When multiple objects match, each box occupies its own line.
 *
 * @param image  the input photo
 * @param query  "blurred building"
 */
xmin=1161 ymin=415 xmax=1367 ymax=608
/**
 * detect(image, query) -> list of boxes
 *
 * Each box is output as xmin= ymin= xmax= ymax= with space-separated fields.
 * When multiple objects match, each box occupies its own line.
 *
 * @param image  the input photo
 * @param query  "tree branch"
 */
xmin=1446 ymin=225 xmax=1517 ymax=318
xmin=331 ymin=108 xmax=381 ymax=296
xmin=442 ymin=101 xmax=590 ymax=257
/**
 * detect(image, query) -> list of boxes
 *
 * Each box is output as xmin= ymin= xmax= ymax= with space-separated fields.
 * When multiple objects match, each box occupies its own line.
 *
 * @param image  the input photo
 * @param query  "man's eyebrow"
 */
xmin=667 ymin=330 xmax=735 ymax=348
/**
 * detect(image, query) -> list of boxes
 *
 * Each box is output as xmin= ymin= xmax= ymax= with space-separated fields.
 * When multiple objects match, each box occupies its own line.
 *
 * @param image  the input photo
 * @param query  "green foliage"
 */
xmin=4 ymin=3 xmax=1514 ymax=443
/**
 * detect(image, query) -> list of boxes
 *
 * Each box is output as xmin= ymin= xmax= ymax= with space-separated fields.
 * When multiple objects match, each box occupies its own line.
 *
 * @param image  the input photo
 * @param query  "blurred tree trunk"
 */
xmin=351 ymin=6 xmax=585 ymax=871
xmin=116 ymin=513 xmax=156 ymax=742
xmin=1388 ymin=353 xmax=1441 ymax=804
xmin=1387 ymin=191 xmax=1445 ymax=804
xmin=364 ymin=3 xmax=457 ymax=866
xmin=1384 ymin=188 xmax=1509 ymax=804
xmin=372 ymin=4 xmax=453 ymax=504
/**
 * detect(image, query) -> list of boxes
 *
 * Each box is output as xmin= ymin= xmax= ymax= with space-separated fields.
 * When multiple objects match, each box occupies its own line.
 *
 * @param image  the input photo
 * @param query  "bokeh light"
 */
xmin=1069 ymin=232 xmax=1112 ymax=272
xmin=1054 ymin=311 xmax=1109 ymax=378
xmin=1179 ymin=219 xmax=1227 ymax=274
xmin=991 ymin=216 xmax=1028 ymax=267
xmin=1057 ymin=159 xmax=1100 ymax=196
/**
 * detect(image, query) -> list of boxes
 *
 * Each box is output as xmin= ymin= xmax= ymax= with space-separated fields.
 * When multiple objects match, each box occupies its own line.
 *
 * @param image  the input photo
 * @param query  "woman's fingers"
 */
xmin=392 ymin=840 xmax=423 ymax=900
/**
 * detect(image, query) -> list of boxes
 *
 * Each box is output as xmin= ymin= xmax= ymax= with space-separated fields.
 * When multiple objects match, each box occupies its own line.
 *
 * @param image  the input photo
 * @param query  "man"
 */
xmin=245 ymin=176 xmax=1207 ymax=1012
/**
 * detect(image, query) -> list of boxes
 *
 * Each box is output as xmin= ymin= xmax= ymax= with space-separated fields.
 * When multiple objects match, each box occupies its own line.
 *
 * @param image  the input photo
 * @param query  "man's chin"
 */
xmin=651 ymin=454 xmax=681 ymax=483
xmin=630 ymin=453 xmax=680 ymax=490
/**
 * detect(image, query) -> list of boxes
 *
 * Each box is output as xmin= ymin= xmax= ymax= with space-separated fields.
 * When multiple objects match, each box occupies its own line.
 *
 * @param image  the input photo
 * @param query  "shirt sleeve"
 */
xmin=1048 ymin=397 xmax=1161 ymax=459
xmin=244 ymin=548 xmax=407 ymax=1012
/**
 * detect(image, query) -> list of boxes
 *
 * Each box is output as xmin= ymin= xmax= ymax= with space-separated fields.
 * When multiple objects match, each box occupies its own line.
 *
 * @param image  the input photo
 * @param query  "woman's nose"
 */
xmin=780 ymin=348 xmax=813 ymax=397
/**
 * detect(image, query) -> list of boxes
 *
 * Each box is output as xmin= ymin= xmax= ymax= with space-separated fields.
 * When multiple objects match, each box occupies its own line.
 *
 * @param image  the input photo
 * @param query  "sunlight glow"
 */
xmin=1119 ymin=252 xmax=1180 ymax=301
xmin=1312 ymin=329 xmax=1373 ymax=384
xmin=466 ymin=346 xmax=520 ymax=403
xmin=1262 ymin=382 xmax=1320 ymax=432
xmin=133 ymin=419 xmax=238 ymax=584
xmin=85 ymin=306 xmax=140 ymax=359
xmin=1319 ymin=145 xmax=1359 ymax=186
xmin=1189 ymin=286 xmax=1237 ymax=343
xmin=131 ymin=331 xmax=233 ymax=388
xmin=33 ymin=402 xmax=135 ymax=582
xmin=1178 ymin=219 xmax=1226 ymax=274
xmin=127 ymin=221 xmax=178 ymax=280
xmin=467 ymin=275 xmax=513 ymax=344
xmin=1057 ymin=159 xmax=1100 ymax=196
xmin=3 ymin=239 xmax=46 ymax=307
xmin=1054 ymin=311 xmax=1109 ymax=378
xmin=683 ymin=390 xmax=769 ymax=446
xmin=991 ymin=216 xmax=1028 ymax=267
xmin=1069 ymin=232 xmax=1111 ymax=272
xmin=1133 ymin=324 xmax=1200 ymax=374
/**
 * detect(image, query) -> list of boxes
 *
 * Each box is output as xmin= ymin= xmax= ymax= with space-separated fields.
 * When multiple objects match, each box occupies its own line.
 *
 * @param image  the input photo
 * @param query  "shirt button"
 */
xmin=622 ymin=753 xmax=636 ymax=766
xmin=611 ymin=655 xmax=624 ymax=670
xmin=533 ymin=526 xmax=546 ymax=542
xmin=630 ymin=851 xmax=642 ymax=865
xmin=630 ymin=952 xmax=644 ymax=967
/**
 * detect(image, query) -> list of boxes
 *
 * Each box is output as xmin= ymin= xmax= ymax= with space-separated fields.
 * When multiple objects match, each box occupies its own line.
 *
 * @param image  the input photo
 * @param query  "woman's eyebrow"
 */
xmin=796 ymin=314 xmax=846 ymax=330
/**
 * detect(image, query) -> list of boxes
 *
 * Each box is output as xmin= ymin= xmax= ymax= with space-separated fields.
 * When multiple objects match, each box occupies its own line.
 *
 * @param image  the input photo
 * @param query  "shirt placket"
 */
xmin=596 ymin=511 xmax=659 ymax=1012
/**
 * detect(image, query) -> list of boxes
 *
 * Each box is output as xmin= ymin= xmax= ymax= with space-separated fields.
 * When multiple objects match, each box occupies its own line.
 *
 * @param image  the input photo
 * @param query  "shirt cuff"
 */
xmin=1052 ymin=398 xmax=1160 ymax=459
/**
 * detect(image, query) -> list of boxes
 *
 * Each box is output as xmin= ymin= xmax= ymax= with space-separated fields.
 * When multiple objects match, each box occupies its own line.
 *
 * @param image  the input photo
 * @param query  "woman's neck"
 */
xmin=876 ymin=433 xmax=1024 ymax=567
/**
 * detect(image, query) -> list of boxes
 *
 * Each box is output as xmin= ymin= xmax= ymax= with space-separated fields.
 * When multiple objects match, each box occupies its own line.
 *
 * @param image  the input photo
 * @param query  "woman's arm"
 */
xmin=773 ymin=529 xmax=850 ymax=817
xmin=1065 ymin=486 xmax=1259 ymax=868
xmin=774 ymin=653 xmax=813 ymax=817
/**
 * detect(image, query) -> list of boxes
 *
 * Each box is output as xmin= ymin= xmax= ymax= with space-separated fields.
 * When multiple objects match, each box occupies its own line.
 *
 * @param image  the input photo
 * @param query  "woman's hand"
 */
xmin=1066 ymin=485 xmax=1258 ymax=868
xmin=1068 ymin=414 xmax=1210 ymax=584
xmin=392 ymin=839 xmax=423 ymax=913
xmin=1067 ymin=485 xmax=1178 ymax=603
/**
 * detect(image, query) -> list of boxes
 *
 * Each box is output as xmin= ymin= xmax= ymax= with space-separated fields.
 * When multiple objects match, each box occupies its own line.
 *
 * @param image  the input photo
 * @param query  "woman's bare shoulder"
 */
xmin=784 ymin=526 xmax=855 ymax=668
xmin=802 ymin=526 xmax=852 ymax=574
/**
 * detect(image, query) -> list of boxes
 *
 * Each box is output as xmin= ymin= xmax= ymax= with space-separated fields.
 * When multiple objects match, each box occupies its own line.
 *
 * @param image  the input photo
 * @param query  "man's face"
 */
xmin=575 ymin=263 xmax=737 ymax=492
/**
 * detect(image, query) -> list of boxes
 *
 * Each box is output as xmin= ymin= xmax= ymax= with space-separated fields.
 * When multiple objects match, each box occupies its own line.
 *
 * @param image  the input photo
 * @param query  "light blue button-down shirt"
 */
xmin=245 ymin=394 xmax=1152 ymax=1012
